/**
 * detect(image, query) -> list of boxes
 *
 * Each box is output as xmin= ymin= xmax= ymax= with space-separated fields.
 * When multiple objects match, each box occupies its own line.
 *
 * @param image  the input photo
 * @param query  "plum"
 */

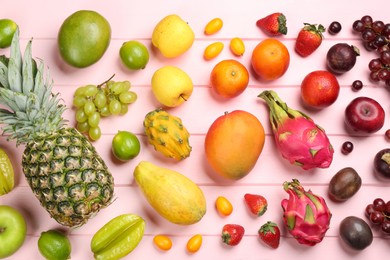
xmin=374 ymin=148 xmax=390 ymax=180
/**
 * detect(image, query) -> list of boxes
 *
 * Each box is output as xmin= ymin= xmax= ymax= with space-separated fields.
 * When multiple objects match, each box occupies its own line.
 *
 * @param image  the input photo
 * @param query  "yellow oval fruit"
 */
xmin=230 ymin=37 xmax=245 ymax=56
xmin=204 ymin=42 xmax=224 ymax=60
xmin=134 ymin=161 xmax=207 ymax=225
xmin=204 ymin=18 xmax=223 ymax=35
xmin=215 ymin=196 xmax=233 ymax=216
xmin=186 ymin=234 xmax=202 ymax=253
xmin=153 ymin=235 xmax=172 ymax=251
xmin=152 ymin=14 xmax=195 ymax=58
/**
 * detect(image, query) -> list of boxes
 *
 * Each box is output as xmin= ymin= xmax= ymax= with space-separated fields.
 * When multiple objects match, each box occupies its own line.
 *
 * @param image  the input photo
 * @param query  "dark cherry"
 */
xmin=352 ymin=80 xmax=363 ymax=91
xmin=341 ymin=141 xmax=354 ymax=154
xmin=328 ymin=21 xmax=342 ymax=35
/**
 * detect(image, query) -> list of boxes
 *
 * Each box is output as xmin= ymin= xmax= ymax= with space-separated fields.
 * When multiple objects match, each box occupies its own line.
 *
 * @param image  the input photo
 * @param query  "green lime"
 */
xmin=112 ymin=131 xmax=141 ymax=161
xmin=0 ymin=19 xmax=18 ymax=49
xmin=119 ymin=40 xmax=149 ymax=70
xmin=38 ymin=230 xmax=71 ymax=260
xmin=57 ymin=10 xmax=111 ymax=68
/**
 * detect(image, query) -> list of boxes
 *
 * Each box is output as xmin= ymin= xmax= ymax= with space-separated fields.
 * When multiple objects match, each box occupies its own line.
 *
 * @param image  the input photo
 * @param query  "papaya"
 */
xmin=133 ymin=161 xmax=206 ymax=225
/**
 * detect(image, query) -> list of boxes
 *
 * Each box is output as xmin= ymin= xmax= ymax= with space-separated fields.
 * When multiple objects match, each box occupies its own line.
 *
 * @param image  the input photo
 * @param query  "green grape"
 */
xmin=88 ymin=111 xmax=100 ymax=128
xmin=94 ymin=91 xmax=107 ymax=109
xmin=120 ymin=103 xmax=128 ymax=115
xmin=76 ymin=121 xmax=90 ymax=133
xmin=84 ymin=84 xmax=98 ymax=97
xmin=99 ymin=106 xmax=111 ymax=117
xmin=121 ymin=80 xmax=131 ymax=91
xmin=106 ymin=80 xmax=115 ymax=89
xmin=109 ymin=81 xmax=125 ymax=95
xmin=73 ymin=95 xmax=87 ymax=108
xmin=89 ymin=126 xmax=101 ymax=141
xmin=84 ymin=101 xmax=96 ymax=116
xmin=74 ymin=86 xmax=87 ymax=97
xmin=108 ymin=99 xmax=121 ymax=115
xmin=119 ymin=91 xmax=137 ymax=104
xmin=75 ymin=109 xmax=88 ymax=123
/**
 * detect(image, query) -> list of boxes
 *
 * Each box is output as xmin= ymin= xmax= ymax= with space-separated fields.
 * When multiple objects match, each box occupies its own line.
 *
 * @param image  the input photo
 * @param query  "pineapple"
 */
xmin=0 ymin=30 xmax=114 ymax=227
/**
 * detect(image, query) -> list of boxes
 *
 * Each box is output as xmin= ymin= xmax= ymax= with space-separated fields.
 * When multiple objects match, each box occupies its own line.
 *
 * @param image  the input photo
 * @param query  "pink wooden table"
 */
xmin=1 ymin=0 xmax=389 ymax=259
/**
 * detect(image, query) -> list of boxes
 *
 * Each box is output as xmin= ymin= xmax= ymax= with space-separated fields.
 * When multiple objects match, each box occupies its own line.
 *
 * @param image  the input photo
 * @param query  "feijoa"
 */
xmin=339 ymin=216 xmax=373 ymax=250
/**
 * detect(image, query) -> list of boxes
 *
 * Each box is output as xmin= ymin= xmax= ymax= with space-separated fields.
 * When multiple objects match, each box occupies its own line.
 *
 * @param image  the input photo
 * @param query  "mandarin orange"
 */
xmin=210 ymin=59 xmax=249 ymax=98
xmin=251 ymin=38 xmax=290 ymax=81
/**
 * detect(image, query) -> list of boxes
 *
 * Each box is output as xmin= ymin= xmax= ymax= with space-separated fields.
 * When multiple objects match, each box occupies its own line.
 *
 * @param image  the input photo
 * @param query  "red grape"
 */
xmin=382 ymin=23 xmax=390 ymax=37
xmin=361 ymin=15 xmax=373 ymax=26
xmin=352 ymin=20 xmax=365 ymax=32
xmin=370 ymin=71 xmax=381 ymax=82
xmin=372 ymin=20 xmax=385 ymax=33
xmin=370 ymin=210 xmax=385 ymax=224
xmin=380 ymin=50 xmax=390 ymax=65
xmin=361 ymin=28 xmax=376 ymax=42
xmin=381 ymin=221 xmax=390 ymax=235
xmin=378 ymin=68 xmax=390 ymax=80
xmin=374 ymin=198 xmax=386 ymax=211
xmin=369 ymin=58 xmax=383 ymax=72
xmin=366 ymin=204 xmax=376 ymax=217
xmin=385 ymin=201 xmax=390 ymax=215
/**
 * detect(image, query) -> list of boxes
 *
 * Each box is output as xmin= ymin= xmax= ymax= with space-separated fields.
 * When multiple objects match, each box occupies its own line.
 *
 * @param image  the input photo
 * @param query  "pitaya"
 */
xmin=258 ymin=90 xmax=334 ymax=170
xmin=281 ymin=179 xmax=332 ymax=246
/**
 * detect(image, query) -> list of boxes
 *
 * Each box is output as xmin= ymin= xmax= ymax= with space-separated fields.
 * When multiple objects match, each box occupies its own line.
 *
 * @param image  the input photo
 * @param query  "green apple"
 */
xmin=151 ymin=65 xmax=193 ymax=107
xmin=0 ymin=205 xmax=27 ymax=258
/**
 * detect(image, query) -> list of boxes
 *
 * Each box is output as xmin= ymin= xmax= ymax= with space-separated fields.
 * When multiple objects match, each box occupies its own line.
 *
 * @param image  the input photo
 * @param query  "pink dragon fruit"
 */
xmin=281 ymin=179 xmax=332 ymax=246
xmin=258 ymin=90 xmax=334 ymax=170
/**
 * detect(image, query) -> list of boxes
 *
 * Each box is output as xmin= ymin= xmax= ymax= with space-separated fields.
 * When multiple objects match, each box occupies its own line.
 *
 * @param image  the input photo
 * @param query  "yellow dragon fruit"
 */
xmin=281 ymin=179 xmax=332 ymax=246
xmin=258 ymin=90 xmax=334 ymax=170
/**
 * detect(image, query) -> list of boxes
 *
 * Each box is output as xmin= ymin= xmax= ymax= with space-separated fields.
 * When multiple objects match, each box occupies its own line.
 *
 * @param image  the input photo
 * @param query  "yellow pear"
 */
xmin=151 ymin=65 xmax=193 ymax=107
xmin=152 ymin=14 xmax=195 ymax=58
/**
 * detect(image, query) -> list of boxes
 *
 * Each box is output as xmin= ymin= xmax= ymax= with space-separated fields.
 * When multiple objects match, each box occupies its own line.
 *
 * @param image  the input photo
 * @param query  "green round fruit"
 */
xmin=0 ymin=205 xmax=27 ymax=258
xmin=0 ymin=19 xmax=18 ymax=49
xmin=112 ymin=131 xmax=141 ymax=161
xmin=38 ymin=230 xmax=71 ymax=260
xmin=57 ymin=10 xmax=111 ymax=68
xmin=119 ymin=40 xmax=149 ymax=70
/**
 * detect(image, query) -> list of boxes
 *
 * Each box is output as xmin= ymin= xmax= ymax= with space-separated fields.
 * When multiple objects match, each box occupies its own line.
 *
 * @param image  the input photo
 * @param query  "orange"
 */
xmin=251 ymin=38 xmax=290 ymax=81
xmin=210 ymin=59 xmax=249 ymax=98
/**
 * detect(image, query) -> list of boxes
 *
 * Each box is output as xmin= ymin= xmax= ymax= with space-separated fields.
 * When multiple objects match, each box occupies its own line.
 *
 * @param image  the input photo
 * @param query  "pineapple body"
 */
xmin=144 ymin=109 xmax=191 ymax=160
xmin=22 ymin=128 xmax=114 ymax=227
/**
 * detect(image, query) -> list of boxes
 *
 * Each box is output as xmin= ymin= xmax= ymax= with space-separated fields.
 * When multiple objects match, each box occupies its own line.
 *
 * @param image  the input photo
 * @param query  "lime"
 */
xmin=57 ymin=10 xmax=111 ymax=68
xmin=0 ymin=19 xmax=18 ymax=49
xmin=38 ymin=230 xmax=71 ymax=260
xmin=112 ymin=131 xmax=141 ymax=161
xmin=119 ymin=41 xmax=149 ymax=70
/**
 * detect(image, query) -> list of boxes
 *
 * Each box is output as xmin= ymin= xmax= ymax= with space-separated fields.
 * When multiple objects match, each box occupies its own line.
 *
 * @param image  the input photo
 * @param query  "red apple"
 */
xmin=300 ymin=70 xmax=340 ymax=109
xmin=345 ymin=96 xmax=385 ymax=134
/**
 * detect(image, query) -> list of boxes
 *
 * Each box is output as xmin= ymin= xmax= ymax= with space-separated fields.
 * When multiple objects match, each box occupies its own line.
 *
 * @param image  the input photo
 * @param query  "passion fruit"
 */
xmin=326 ymin=43 xmax=360 ymax=74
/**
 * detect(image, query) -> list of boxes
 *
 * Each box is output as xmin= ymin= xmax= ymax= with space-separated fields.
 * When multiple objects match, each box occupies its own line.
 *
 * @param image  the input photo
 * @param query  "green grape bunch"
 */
xmin=72 ymin=75 xmax=138 ymax=141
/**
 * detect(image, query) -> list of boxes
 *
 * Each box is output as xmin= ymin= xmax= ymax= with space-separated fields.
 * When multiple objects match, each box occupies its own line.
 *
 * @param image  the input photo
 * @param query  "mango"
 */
xmin=133 ymin=161 xmax=206 ymax=225
xmin=205 ymin=110 xmax=265 ymax=180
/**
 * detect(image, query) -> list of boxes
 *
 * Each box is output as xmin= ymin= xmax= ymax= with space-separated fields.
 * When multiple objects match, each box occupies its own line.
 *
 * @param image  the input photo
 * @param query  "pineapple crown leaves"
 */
xmin=0 ymin=28 xmax=67 ymax=145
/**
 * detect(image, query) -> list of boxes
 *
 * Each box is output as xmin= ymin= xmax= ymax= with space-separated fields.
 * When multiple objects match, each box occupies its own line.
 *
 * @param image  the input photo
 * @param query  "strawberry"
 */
xmin=256 ymin=13 xmax=287 ymax=36
xmin=295 ymin=23 xmax=325 ymax=57
xmin=244 ymin=193 xmax=268 ymax=216
xmin=258 ymin=221 xmax=281 ymax=249
xmin=221 ymin=224 xmax=245 ymax=246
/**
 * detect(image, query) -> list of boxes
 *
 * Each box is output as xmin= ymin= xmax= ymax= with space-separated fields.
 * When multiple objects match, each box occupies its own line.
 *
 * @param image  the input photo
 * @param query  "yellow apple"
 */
xmin=152 ymin=14 xmax=195 ymax=58
xmin=151 ymin=66 xmax=193 ymax=107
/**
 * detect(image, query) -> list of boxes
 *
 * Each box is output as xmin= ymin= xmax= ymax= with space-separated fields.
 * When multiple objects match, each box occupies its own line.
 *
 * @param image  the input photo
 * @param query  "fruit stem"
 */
xmin=180 ymin=94 xmax=187 ymax=101
xmin=97 ymin=74 xmax=116 ymax=88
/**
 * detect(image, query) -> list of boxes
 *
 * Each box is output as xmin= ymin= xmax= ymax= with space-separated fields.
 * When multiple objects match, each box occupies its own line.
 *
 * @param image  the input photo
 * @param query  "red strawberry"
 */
xmin=258 ymin=221 xmax=281 ymax=249
xmin=244 ymin=193 xmax=268 ymax=216
xmin=256 ymin=13 xmax=287 ymax=36
xmin=295 ymin=23 xmax=325 ymax=57
xmin=221 ymin=224 xmax=245 ymax=246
